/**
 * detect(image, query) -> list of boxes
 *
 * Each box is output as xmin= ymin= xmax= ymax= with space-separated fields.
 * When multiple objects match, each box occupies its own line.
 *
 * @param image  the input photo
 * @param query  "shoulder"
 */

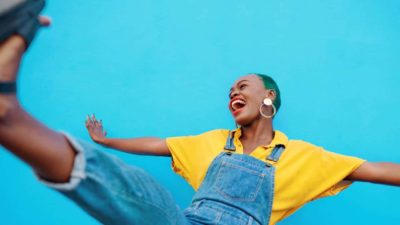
xmin=285 ymin=139 xmax=364 ymax=166
xmin=286 ymin=139 xmax=323 ymax=153
xmin=198 ymin=129 xmax=230 ymax=139
xmin=166 ymin=129 xmax=229 ymax=145
xmin=282 ymin=139 xmax=340 ymax=163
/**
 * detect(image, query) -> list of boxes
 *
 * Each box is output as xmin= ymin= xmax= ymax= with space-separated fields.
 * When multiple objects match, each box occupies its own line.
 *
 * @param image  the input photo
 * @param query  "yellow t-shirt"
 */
xmin=166 ymin=128 xmax=365 ymax=225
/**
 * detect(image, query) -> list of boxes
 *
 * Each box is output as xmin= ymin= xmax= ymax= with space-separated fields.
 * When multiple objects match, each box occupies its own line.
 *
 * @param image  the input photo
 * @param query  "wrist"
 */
xmin=94 ymin=137 xmax=109 ymax=146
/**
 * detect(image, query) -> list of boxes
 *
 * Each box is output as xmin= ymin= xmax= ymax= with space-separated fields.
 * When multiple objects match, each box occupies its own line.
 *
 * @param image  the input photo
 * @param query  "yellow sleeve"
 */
xmin=165 ymin=129 xmax=228 ymax=190
xmin=310 ymin=147 xmax=366 ymax=200
xmin=166 ymin=135 xmax=197 ymax=182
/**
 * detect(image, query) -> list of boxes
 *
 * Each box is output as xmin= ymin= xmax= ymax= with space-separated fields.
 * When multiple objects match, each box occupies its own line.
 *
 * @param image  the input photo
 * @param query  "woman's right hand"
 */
xmin=85 ymin=114 xmax=107 ymax=144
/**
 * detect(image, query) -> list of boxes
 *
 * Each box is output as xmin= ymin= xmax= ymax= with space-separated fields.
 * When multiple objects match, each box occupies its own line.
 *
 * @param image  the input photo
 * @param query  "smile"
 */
xmin=230 ymin=97 xmax=247 ymax=114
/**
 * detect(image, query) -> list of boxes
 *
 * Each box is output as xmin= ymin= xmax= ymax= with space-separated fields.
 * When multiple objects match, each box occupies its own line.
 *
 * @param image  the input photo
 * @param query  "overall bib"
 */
xmin=184 ymin=131 xmax=286 ymax=225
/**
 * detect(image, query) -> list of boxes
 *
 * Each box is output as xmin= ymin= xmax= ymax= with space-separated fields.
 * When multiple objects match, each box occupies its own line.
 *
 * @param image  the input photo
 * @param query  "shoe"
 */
xmin=0 ymin=0 xmax=45 ymax=94
xmin=0 ymin=0 xmax=45 ymax=48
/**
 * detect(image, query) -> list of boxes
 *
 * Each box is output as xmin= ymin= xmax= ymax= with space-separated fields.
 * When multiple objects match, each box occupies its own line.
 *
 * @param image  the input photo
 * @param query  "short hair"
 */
xmin=253 ymin=73 xmax=281 ymax=112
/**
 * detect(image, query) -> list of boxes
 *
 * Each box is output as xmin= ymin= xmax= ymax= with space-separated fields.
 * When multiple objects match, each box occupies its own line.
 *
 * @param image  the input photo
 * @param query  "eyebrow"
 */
xmin=229 ymin=80 xmax=249 ymax=93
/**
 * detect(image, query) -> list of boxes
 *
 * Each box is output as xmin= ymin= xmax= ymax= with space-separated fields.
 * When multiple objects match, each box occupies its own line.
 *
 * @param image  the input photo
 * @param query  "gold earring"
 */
xmin=259 ymin=98 xmax=276 ymax=118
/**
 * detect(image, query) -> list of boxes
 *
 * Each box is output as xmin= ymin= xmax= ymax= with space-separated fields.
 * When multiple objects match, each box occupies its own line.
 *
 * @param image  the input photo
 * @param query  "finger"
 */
xmin=39 ymin=16 xmax=52 ymax=27
xmin=87 ymin=115 xmax=94 ymax=125
xmin=92 ymin=113 xmax=97 ymax=123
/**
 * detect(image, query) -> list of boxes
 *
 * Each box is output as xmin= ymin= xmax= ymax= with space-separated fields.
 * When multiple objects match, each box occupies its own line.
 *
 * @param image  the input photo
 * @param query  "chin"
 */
xmin=233 ymin=112 xmax=259 ymax=127
xmin=234 ymin=116 xmax=252 ymax=127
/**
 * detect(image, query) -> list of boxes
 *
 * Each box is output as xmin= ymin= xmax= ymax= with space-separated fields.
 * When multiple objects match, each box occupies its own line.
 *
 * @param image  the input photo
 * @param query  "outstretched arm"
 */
xmin=346 ymin=161 xmax=400 ymax=186
xmin=85 ymin=114 xmax=170 ymax=156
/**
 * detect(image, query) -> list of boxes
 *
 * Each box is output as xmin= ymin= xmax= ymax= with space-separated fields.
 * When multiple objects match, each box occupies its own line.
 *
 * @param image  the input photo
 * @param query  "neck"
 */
xmin=240 ymin=118 xmax=274 ymax=146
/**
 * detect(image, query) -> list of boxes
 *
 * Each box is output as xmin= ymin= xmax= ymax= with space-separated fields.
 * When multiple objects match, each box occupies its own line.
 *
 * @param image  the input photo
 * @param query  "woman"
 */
xmin=1 ymin=2 xmax=400 ymax=225
xmin=83 ymin=73 xmax=392 ymax=225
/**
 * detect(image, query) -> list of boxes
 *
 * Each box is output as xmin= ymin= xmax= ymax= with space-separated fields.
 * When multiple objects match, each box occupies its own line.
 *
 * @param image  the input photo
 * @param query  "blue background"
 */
xmin=1 ymin=0 xmax=400 ymax=224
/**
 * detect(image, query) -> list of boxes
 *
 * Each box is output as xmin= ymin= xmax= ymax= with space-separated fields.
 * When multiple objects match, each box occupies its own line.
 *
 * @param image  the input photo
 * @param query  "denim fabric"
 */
xmin=187 ymin=131 xmax=285 ymax=225
xmin=38 ymin=132 xmax=188 ymax=225
xmin=39 ymin=132 xmax=284 ymax=225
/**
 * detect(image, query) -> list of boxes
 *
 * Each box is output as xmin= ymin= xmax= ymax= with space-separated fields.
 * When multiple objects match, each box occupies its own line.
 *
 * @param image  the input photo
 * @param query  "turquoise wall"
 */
xmin=1 ymin=0 xmax=399 ymax=224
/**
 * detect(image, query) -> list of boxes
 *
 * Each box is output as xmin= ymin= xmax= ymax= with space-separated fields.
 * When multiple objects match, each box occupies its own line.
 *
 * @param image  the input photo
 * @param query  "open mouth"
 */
xmin=231 ymin=98 xmax=246 ymax=113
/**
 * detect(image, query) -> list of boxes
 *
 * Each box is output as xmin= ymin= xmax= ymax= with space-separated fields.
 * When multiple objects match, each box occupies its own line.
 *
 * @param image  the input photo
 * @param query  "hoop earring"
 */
xmin=259 ymin=98 xmax=276 ymax=119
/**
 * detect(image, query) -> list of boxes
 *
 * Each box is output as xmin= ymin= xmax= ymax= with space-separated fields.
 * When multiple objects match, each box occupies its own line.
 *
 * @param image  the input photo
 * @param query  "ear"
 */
xmin=265 ymin=89 xmax=276 ymax=102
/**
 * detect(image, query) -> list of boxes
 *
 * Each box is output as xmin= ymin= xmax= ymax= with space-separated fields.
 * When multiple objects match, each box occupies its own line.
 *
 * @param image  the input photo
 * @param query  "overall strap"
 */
xmin=223 ymin=131 xmax=236 ymax=152
xmin=266 ymin=144 xmax=285 ymax=162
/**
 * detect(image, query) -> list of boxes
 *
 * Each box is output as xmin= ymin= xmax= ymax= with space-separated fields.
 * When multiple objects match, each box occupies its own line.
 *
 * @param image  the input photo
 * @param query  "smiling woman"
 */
xmin=229 ymin=74 xmax=281 ymax=121
xmin=1 ymin=1 xmax=400 ymax=225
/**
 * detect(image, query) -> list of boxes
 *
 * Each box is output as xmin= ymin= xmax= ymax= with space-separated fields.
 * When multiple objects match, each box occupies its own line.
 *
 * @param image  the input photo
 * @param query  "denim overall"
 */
xmin=184 ymin=131 xmax=286 ymax=225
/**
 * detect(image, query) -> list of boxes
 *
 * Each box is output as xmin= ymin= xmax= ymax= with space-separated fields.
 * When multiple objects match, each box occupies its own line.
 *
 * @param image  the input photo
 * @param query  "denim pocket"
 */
xmin=214 ymin=161 xmax=265 ymax=202
xmin=184 ymin=203 xmax=222 ymax=224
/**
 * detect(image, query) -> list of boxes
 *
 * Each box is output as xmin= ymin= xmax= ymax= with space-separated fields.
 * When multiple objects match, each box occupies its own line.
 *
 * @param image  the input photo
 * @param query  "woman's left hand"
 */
xmin=85 ymin=114 xmax=107 ymax=144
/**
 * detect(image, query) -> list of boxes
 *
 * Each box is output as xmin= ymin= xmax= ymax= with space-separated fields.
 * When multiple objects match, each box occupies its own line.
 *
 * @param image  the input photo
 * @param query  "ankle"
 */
xmin=0 ymin=36 xmax=25 ymax=81
xmin=0 ymin=36 xmax=26 ymax=56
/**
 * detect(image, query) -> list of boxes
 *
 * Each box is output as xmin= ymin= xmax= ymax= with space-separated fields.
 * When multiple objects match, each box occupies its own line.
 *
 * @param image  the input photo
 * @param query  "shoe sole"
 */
xmin=0 ymin=0 xmax=45 ymax=47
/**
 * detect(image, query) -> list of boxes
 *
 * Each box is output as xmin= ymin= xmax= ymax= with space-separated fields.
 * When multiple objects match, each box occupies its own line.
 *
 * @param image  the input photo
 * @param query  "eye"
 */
xmin=239 ymin=84 xmax=247 ymax=90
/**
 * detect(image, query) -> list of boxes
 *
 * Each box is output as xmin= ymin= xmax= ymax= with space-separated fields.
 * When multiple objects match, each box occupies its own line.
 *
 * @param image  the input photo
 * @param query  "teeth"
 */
xmin=232 ymin=99 xmax=246 ymax=110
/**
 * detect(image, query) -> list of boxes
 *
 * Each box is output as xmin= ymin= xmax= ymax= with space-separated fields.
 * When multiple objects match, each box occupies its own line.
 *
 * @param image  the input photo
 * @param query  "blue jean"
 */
xmin=38 ymin=132 xmax=188 ymax=225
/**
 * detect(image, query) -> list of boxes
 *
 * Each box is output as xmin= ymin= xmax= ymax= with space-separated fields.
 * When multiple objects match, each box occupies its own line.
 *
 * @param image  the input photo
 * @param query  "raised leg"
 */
xmin=0 ymin=35 xmax=76 ymax=183
xmin=0 ymin=36 xmax=188 ymax=225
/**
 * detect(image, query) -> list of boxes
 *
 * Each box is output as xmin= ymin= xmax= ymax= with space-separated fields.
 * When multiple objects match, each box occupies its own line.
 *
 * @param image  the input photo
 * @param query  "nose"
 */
xmin=230 ymin=89 xmax=240 ymax=98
